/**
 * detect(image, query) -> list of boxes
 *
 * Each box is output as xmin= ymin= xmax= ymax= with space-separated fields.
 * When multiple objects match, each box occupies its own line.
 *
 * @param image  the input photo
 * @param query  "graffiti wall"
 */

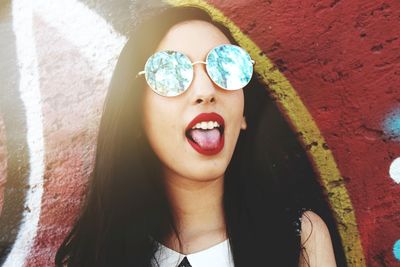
xmin=0 ymin=0 xmax=399 ymax=266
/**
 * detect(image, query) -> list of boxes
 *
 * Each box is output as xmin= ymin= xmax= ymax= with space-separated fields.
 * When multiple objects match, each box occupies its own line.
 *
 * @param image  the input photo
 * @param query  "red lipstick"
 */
xmin=185 ymin=112 xmax=225 ymax=156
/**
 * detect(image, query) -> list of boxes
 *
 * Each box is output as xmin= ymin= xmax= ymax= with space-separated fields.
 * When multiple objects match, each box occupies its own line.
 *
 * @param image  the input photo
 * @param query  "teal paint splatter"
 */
xmin=394 ymin=240 xmax=400 ymax=261
xmin=383 ymin=108 xmax=400 ymax=141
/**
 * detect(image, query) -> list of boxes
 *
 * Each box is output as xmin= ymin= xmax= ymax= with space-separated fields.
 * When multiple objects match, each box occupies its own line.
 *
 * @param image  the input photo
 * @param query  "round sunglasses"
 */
xmin=137 ymin=44 xmax=255 ymax=97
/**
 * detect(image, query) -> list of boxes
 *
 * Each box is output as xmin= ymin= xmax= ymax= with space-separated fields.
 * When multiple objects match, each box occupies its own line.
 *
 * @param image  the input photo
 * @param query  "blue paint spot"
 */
xmin=383 ymin=108 xmax=400 ymax=141
xmin=394 ymin=240 xmax=400 ymax=261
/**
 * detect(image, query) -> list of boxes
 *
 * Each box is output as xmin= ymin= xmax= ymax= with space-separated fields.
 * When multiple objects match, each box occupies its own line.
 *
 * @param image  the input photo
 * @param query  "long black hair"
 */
xmin=55 ymin=5 xmax=346 ymax=267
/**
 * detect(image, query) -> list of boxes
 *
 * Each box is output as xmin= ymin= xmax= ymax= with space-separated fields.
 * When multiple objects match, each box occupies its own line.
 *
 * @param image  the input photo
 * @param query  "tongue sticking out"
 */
xmin=189 ymin=128 xmax=221 ymax=150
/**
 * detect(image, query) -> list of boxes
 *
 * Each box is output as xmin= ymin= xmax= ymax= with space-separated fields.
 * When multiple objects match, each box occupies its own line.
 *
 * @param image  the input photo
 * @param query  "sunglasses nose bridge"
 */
xmin=192 ymin=59 xmax=218 ymax=84
xmin=190 ymin=60 xmax=211 ymax=84
xmin=189 ymin=61 xmax=218 ymax=104
xmin=191 ymin=60 xmax=210 ymax=82
xmin=191 ymin=60 xmax=207 ymax=66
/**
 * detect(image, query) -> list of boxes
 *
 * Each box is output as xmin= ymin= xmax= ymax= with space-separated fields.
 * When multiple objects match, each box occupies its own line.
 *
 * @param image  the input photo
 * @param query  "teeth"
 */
xmin=192 ymin=121 xmax=220 ymax=130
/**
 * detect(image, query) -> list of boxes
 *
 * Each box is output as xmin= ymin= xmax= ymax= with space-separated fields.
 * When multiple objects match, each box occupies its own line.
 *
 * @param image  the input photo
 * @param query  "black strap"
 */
xmin=177 ymin=256 xmax=192 ymax=267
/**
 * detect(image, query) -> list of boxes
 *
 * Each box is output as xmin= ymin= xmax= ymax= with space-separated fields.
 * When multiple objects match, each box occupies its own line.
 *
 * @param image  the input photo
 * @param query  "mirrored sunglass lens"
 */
xmin=206 ymin=45 xmax=253 ymax=90
xmin=144 ymin=51 xmax=193 ymax=96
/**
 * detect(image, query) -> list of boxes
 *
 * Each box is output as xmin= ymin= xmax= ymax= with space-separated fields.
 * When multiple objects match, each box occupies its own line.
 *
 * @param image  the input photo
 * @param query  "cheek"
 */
xmin=228 ymin=91 xmax=245 ymax=146
xmin=143 ymin=92 xmax=161 ymax=141
xmin=144 ymin=96 xmax=164 ymax=135
xmin=230 ymin=90 xmax=245 ymax=123
xmin=142 ymin=92 xmax=180 ymax=157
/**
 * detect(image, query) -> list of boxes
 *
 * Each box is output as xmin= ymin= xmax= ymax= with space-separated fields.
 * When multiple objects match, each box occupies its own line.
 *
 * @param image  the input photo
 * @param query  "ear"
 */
xmin=241 ymin=116 xmax=247 ymax=130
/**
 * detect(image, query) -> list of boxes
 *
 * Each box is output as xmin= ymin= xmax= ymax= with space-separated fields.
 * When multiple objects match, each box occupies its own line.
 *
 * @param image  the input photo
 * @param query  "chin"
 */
xmin=185 ymin=166 xmax=226 ymax=181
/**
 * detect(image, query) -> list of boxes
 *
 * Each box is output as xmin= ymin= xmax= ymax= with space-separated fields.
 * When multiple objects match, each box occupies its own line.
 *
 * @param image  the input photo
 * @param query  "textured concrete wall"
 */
xmin=0 ymin=0 xmax=399 ymax=266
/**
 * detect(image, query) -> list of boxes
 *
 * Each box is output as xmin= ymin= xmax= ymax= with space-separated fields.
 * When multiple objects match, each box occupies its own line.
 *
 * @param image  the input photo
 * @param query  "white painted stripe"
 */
xmin=389 ymin=157 xmax=400 ymax=184
xmin=5 ymin=0 xmax=45 ymax=266
xmin=33 ymin=0 xmax=127 ymax=82
xmin=6 ymin=1 xmax=127 ymax=265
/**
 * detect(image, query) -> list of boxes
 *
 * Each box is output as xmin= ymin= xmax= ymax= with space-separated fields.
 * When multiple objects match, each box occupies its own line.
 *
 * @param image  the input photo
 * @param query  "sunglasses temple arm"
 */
xmin=136 ymin=70 xmax=145 ymax=78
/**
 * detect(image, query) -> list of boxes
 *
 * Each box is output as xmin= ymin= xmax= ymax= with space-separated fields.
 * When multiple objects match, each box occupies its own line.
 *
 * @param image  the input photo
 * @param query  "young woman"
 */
xmin=55 ymin=5 xmax=340 ymax=267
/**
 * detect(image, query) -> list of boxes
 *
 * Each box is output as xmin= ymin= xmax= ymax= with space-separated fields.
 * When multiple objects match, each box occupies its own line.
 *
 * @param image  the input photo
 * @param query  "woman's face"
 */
xmin=142 ymin=20 xmax=247 ymax=182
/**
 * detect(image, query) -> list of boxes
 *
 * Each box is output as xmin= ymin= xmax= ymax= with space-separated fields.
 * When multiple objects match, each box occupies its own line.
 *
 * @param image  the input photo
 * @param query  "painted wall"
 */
xmin=0 ymin=0 xmax=399 ymax=266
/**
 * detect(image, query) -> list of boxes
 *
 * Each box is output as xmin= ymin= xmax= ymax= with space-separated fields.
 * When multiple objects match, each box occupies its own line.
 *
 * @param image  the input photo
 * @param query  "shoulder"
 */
xmin=299 ymin=210 xmax=337 ymax=267
xmin=300 ymin=210 xmax=329 ymax=240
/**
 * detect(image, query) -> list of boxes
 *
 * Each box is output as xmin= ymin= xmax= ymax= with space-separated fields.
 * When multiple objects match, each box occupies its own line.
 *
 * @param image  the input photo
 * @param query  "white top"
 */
xmin=150 ymin=239 xmax=234 ymax=267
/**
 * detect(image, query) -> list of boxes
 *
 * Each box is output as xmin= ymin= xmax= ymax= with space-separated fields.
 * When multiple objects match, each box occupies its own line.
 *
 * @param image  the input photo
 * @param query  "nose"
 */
xmin=190 ymin=63 xmax=217 ymax=105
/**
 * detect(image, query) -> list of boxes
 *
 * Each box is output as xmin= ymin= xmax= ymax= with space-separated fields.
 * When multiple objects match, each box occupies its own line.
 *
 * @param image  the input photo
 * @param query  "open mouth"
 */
xmin=185 ymin=113 xmax=225 ymax=156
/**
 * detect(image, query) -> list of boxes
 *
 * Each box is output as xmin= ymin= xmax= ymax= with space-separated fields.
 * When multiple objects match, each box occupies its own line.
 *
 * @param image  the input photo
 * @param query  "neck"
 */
xmin=162 ymin=167 xmax=227 ymax=250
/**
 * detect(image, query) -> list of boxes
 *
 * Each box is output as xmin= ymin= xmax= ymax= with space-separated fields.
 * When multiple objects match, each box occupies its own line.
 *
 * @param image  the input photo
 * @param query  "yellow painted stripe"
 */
xmin=165 ymin=0 xmax=366 ymax=265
